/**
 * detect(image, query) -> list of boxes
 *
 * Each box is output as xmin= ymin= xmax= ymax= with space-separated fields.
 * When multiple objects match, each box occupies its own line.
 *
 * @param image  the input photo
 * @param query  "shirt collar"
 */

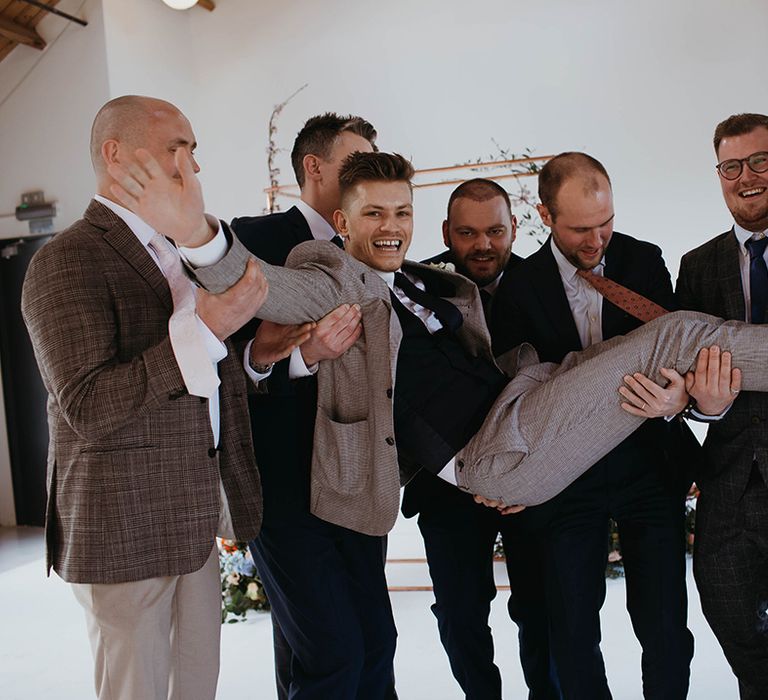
xmin=94 ymin=194 xmax=156 ymax=246
xmin=376 ymin=269 xmax=396 ymax=290
xmin=482 ymin=271 xmax=503 ymax=295
xmin=550 ymin=237 xmax=605 ymax=280
xmin=295 ymin=199 xmax=338 ymax=241
xmin=733 ymin=222 xmax=767 ymax=253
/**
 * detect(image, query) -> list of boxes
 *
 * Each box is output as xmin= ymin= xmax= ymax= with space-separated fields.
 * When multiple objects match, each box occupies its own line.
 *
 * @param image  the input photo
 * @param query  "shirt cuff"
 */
xmin=689 ymin=404 xmax=731 ymax=422
xmin=178 ymin=215 xmax=229 ymax=268
xmin=289 ymin=347 xmax=318 ymax=379
xmin=242 ymin=339 xmax=273 ymax=383
xmin=436 ymin=458 xmax=457 ymax=486
xmin=196 ymin=316 xmax=227 ymax=363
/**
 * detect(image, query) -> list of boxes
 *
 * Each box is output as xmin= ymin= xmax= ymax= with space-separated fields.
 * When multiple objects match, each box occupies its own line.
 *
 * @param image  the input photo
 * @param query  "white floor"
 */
xmin=0 ymin=520 xmax=738 ymax=699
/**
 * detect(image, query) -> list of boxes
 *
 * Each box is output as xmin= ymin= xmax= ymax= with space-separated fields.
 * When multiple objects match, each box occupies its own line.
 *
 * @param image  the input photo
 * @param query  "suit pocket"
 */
xmin=313 ymin=415 xmax=371 ymax=496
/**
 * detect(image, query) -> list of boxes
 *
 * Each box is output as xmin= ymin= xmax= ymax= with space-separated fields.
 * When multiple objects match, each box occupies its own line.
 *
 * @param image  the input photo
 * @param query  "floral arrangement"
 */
xmin=219 ymin=539 xmax=270 ymax=623
xmin=428 ymin=261 xmax=456 ymax=272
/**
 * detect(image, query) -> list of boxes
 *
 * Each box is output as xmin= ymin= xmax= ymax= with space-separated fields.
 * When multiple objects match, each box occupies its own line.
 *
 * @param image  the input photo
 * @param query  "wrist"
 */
xmin=248 ymin=351 xmax=274 ymax=374
xmin=185 ymin=217 xmax=216 ymax=248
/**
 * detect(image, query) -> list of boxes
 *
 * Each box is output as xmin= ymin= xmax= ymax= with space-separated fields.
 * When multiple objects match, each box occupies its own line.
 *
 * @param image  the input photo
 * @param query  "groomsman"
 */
xmin=402 ymin=178 xmax=561 ymax=699
xmin=493 ymin=152 xmax=697 ymax=699
xmin=677 ymin=112 xmax=768 ymax=700
xmin=233 ymin=113 xmax=382 ymax=699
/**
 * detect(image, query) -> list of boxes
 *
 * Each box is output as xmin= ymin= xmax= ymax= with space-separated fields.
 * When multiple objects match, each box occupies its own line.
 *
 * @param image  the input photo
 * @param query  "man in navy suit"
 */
xmin=232 ymin=113 xmax=398 ymax=699
xmin=402 ymin=178 xmax=561 ymax=699
xmin=493 ymin=153 xmax=698 ymax=699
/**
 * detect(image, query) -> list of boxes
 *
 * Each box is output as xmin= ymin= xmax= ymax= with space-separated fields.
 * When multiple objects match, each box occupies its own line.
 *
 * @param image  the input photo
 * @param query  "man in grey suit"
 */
xmin=21 ymin=96 xmax=267 ymax=700
xmin=677 ymin=112 xmax=768 ymax=699
xmin=111 ymin=145 xmax=768 ymax=521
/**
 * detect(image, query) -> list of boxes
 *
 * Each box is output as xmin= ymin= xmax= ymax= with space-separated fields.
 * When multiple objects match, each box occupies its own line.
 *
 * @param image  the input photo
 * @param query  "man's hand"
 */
xmin=300 ymin=304 xmax=362 ymax=366
xmin=473 ymin=494 xmax=526 ymax=515
xmin=197 ymin=258 xmax=267 ymax=340
xmin=685 ymin=345 xmax=742 ymax=416
xmin=107 ymin=148 xmax=213 ymax=247
xmin=619 ymin=367 xmax=689 ymax=418
xmin=249 ymin=320 xmax=316 ymax=367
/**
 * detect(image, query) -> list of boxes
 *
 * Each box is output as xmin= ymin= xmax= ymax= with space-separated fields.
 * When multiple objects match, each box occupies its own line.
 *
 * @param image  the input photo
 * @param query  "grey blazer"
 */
xmin=22 ymin=201 xmax=262 ymax=584
xmin=196 ymin=233 xmax=542 ymax=536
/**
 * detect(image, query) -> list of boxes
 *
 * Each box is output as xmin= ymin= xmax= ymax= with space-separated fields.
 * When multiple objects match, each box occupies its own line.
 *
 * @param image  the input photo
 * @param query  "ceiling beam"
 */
xmin=0 ymin=15 xmax=45 ymax=50
xmin=197 ymin=0 xmax=215 ymax=11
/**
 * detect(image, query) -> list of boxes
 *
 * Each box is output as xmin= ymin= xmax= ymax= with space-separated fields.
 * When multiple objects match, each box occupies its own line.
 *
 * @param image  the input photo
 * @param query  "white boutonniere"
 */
xmin=429 ymin=261 xmax=456 ymax=273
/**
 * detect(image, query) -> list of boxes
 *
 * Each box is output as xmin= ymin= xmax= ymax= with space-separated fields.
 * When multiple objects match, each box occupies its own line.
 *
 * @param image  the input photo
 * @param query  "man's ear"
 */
xmin=101 ymin=139 xmax=120 ymax=167
xmin=441 ymin=219 xmax=450 ymax=248
xmin=333 ymin=208 xmax=348 ymax=237
xmin=303 ymin=154 xmax=321 ymax=182
xmin=537 ymin=203 xmax=553 ymax=228
xmin=510 ymin=214 xmax=518 ymax=243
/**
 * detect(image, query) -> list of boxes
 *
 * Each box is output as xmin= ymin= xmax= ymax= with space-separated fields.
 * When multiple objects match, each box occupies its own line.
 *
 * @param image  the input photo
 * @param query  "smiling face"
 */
xmin=334 ymin=179 xmax=414 ymax=272
xmin=442 ymin=195 xmax=516 ymax=285
xmin=539 ymin=175 xmax=614 ymax=270
xmin=716 ymin=126 xmax=768 ymax=232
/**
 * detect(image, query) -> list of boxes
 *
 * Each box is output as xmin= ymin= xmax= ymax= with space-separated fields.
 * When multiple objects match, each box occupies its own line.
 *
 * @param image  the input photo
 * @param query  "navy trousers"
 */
xmin=544 ymin=448 xmax=693 ymax=700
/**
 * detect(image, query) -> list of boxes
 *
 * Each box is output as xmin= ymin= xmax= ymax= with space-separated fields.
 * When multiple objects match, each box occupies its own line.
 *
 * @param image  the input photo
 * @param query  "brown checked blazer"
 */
xmin=21 ymin=200 xmax=262 ymax=584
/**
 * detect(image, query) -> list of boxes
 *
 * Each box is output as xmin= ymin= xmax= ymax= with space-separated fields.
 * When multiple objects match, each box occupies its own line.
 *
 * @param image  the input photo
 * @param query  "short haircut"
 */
xmin=538 ymin=152 xmax=611 ymax=219
xmin=446 ymin=178 xmax=512 ymax=220
xmin=338 ymin=152 xmax=414 ymax=203
xmin=713 ymin=113 xmax=768 ymax=153
xmin=290 ymin=113 xmax=378 ymax=188
xmin=90 ymin=95 xmax=172 ymax=174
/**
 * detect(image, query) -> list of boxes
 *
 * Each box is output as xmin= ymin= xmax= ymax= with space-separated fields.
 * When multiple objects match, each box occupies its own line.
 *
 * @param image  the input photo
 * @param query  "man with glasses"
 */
xmin=677 ymin=113 xmax=768 ymax=700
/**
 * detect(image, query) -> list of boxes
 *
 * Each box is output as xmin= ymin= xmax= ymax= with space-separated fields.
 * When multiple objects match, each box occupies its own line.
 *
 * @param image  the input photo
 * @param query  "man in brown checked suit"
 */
xmin=21 ymin=96 xmax=272 ymax=700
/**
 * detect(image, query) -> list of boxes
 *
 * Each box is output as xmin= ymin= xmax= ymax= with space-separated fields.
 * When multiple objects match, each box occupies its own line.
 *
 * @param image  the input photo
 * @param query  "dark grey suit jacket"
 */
xmin=677 ymin=228 xmax=768 ymax=502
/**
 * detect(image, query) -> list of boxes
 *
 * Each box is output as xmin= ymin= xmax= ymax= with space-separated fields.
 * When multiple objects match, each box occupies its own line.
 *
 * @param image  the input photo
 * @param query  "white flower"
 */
xmin=226 ymin=572 xmax=241 ymax=586
xmin=246 ymin=582 xmax=261 ymax=601
xmin=429 ymin=261 xmax=456 ymax=273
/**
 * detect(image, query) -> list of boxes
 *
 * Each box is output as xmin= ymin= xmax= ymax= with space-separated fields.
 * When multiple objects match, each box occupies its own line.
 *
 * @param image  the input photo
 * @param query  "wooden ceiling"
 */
xmin=0 ymin=1 xmax=60 ymax=64
xmin=0 ymin=0 xmax=214 ymax=66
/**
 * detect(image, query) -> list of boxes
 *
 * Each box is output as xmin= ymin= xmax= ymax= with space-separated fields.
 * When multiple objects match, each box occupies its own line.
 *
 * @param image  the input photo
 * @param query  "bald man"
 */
xmin=21 ymin=96 xmax=269 ymax=700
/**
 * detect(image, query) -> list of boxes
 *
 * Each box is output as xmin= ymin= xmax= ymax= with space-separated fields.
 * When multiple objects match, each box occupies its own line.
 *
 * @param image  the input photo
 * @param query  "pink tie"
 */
xmin=148 ymin=233 xmax=220 ymax=398
xmin=576 ymin=269 xmax=668 ymax=323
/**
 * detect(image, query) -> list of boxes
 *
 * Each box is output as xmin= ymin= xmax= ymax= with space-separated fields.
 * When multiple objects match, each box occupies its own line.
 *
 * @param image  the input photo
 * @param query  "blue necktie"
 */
xmin=746 ymin=236 xmax=768 ymax=324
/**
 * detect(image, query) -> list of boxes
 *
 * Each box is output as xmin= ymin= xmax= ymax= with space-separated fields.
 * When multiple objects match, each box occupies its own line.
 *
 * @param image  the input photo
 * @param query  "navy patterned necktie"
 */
xmin=745 ymin=236 xmax=768 ymax=323
xmin=331 ymin=235 xmax=344 ymax=249
xmin=393 ymin=271 xmax=463 ymax=333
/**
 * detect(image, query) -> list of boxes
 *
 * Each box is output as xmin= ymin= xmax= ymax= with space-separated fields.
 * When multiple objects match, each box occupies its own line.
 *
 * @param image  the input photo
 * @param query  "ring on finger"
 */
xmin=640 ymin=402 xmax=646 ymax=410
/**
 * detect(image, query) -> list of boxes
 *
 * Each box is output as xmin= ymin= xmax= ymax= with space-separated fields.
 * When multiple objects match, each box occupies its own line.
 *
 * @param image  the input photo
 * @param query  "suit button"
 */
xmin=752 ymin=416 xmax=762 ymax=425
xmin=385 ymin=437 xmax=395 ymax=446
xmin=386 ymin=388 xmax=393 ymax=399
xmin=457 ymin=459 xmax=465 ymax=470
xmin=208 ymin=447 xmax=217 ymax=458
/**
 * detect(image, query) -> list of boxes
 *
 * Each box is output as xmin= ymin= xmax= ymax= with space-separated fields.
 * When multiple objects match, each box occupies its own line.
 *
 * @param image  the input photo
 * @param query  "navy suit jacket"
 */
xmin=492 ymin=232 xmax=699 ymax=495
xmin=231 ymin=206 xmax=317 ymax=522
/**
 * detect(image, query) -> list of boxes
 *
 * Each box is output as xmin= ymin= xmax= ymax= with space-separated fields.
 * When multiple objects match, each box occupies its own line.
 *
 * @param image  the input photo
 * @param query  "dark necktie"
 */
xmin=330 ymin=235 xmax=344 ymax=249
xmin=746 ymin=236 xmax=768 ymax=323
xmin=576 ymin=269 xmax=668 ymax=323
xmin=393 ymin=271 xmax=463 ymax=333
xmin=479 ymin=289 xmax=493 ymax=322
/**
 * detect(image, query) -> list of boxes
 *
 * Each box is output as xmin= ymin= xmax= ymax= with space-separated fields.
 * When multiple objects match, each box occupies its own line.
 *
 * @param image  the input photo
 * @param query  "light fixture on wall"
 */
xmin=162 ymin=0 xmax=198 ymax=9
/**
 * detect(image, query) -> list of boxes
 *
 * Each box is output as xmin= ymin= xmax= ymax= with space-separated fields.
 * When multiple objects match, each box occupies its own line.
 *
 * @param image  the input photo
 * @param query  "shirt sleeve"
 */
xmin=288 ymin=347 xmax=318 ymax=379
xmin=178 ymin=216 xmax=229 ymax=268
xmin=242 ymin=338 xmax=274 ymax=384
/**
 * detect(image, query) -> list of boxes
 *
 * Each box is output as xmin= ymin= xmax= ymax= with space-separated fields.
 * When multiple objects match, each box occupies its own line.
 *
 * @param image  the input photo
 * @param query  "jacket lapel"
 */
xmin=718 ymin=229 xmax=746 ymax=321
xmin=84 ymin=199 xmax=172 ymax=311
xmin=528 ymin=240 xmax=584 ymax=351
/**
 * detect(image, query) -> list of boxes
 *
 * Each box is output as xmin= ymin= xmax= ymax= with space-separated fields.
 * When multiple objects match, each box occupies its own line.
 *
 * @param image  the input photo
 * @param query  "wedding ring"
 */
xmin=730 ymin=388 xmax=740 ymax=395
xmin=640 ymin=402 xmax=646 ymax=410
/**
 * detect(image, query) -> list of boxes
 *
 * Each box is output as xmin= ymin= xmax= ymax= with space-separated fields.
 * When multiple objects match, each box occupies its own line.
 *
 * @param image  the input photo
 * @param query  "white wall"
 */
xmin=0 ymin=0 xmax=767 ymax=523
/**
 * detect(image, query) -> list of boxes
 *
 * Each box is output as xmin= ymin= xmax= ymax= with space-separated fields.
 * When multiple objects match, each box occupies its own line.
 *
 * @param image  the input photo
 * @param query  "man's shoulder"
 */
xmin=610 ymin=230 xmax=663 ymax=258
xmin=231 ymin=206 xmax=309 ymax=262
xmin=420 ymin=249 xmax=453 ymax=266
xmin=680 ymin=229 xmax=734 ymax=265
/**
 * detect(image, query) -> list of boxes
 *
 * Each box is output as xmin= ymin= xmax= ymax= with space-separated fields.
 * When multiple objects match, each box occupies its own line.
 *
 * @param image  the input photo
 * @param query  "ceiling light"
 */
xmin=162 ymin=0 xmax=197 ymax=9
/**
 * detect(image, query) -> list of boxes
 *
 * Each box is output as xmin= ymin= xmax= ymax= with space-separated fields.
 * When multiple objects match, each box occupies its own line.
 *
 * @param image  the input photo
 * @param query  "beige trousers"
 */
xmin=72 ymin=544 xmax=221 ymax=700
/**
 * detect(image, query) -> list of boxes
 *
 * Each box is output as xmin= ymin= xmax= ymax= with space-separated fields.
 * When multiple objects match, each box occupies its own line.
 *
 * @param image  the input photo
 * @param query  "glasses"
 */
xmin=716 ymin=151 xmax=768 ymax=180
